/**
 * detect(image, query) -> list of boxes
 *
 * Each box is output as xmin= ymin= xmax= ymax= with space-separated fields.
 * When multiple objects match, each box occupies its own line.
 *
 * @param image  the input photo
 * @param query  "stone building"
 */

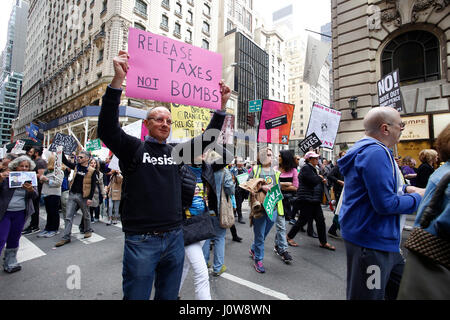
xmin=14 ymin=0 xmax=219 ymax=147
xmin=332 ymin=0 xmax=450 ymax=161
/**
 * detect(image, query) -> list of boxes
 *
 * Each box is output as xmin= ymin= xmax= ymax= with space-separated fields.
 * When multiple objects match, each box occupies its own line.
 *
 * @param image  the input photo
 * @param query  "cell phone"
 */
xmin=24 ymin=180 xmax=32 ymax=184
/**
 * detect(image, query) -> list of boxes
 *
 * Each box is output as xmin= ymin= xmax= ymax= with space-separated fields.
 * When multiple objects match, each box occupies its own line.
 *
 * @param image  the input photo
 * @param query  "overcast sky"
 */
xmin=253 ymin=0 xmax=331 ymax=38
xmin=0 ymin=0 xmax=332 ymax=53
xmin=0 ymin=0 xmax=14 ymax=51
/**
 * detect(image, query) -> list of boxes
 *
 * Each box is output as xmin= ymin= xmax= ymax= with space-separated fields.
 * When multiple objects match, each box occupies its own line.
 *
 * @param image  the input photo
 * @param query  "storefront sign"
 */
xmin=400 ymin=115 xmax=429 ymax=141
xmin=432 ymin=113 xmax=450 ymax=138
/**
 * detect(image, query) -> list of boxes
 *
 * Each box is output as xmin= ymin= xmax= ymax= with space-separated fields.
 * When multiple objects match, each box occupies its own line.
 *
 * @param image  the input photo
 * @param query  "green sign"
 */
xmin=86 ymin=139 xmax=102 ymax=151
xmin=248 ymin=99 xmax=262 ymax=112
xmin=263 ymin=184 xmax=284 ymax=220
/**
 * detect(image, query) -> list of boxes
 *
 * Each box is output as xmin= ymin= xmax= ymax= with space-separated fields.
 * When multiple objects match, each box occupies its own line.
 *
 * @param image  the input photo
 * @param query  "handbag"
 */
xmin=219 ymin=173 xmax=235 ymax=229
xmin=182 ymin=211 xmax=216 ymax=246
xmin=397 ymin=172 xmax=450 ymax=299
xmin=182 ymin=182 xmax=216 ymax=246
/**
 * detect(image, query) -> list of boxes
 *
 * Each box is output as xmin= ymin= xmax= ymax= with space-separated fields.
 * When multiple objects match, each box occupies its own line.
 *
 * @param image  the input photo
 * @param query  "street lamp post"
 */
xmin=231 ymin=61 xmax=258 ymax=161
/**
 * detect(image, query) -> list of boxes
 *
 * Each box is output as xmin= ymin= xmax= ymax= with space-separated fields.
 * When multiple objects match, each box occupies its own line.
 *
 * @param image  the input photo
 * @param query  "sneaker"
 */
xmin=289 ymin=219 xmax=296 ymax=225
xmin=213 ymin=265 xmax=227 ymax=277
xmin=4 ymin=265 xmax=21 ymax=273
xmin=249 ymin=248 xmax=255 ymax=260
xmin=37 ymin=230 xmax=49 ymax=238
xmin=254 ymin=260 xmax=265 ymax=273
xmin=45 ymin=231 xmax=58 ymax=238
xmin=22 ymin=227 xmax=40 ymax=235
xmin=84 ymin=232 xmax=92 ymax=239
xmin=55 ymin=239 xmax=71 ymax=247
xmin=280 ymin=251 xmax=293 ymax=264
xmin=274 ymin=245 xmax=281 ymax=255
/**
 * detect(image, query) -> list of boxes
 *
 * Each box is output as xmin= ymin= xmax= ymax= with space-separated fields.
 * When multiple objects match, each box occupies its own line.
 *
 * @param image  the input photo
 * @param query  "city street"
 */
xmin=0 ymin=201 xmax=416 ymax=300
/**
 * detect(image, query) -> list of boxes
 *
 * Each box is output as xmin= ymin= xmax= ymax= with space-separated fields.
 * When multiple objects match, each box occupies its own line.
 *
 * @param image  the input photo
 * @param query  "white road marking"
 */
xmin=220 ymin=273 xmax=292 ymax=300
xmin=17 ymin=236 xmax=46 ymax=263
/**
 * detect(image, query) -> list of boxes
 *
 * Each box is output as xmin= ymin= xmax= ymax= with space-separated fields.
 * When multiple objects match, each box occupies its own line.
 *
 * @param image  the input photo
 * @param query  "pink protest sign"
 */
xmin=126 ymin=27 xmax=223 ymax=110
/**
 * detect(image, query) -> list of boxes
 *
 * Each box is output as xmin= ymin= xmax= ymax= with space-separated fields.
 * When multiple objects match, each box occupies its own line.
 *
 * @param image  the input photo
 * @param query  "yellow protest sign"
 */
xmin=171 ymin=103 xmax=212 ymax=140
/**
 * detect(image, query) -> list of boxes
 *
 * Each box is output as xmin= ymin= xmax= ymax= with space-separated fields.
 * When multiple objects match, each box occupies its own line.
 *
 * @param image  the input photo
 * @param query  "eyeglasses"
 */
xmin=77 ymin=156 xmax=84 ymax=159
xmin=148 ymin=117 xmax=172 ymax=125
xmin=387 ymin=121 xmax=406 ymax=129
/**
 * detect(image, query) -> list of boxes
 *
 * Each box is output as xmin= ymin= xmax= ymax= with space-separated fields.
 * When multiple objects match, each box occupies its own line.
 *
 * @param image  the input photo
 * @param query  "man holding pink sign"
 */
xmin=98 ymin=45 xmax=231 ymax=300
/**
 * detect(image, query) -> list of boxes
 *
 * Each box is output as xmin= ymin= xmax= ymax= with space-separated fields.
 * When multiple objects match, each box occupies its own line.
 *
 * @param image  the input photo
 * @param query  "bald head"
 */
xmin=146 ymin=106 xmax=170 ymax=120
xmin=364 ymin=106 xmax=404 ymax=148
xmin=364 ymin=107 xmax=399 ymax=135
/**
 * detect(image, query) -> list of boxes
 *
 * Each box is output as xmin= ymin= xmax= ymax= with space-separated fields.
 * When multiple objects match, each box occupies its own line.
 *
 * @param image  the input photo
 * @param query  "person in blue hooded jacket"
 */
xmin=338 ymin=106 xmax=424 ymax=300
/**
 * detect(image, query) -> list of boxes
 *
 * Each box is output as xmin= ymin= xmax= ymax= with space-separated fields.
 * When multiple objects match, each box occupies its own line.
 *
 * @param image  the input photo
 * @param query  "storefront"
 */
xmin=398 ymin=113 xmax=450 ymax=163
xmin=43 ymin=105 xmax=147 ymax=150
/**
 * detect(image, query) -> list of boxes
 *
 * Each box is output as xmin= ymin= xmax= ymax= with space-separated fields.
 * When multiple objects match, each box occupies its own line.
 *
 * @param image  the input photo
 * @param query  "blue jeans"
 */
xmin=122 ymin=227 xmax=184 ymax=300
xmin=251 ymin=214 xmax=275 ymax=262
xmin=202 ymin=216 xmax=226 ymax=273
xmin=275 ymin=213 xmax=288 ymax=253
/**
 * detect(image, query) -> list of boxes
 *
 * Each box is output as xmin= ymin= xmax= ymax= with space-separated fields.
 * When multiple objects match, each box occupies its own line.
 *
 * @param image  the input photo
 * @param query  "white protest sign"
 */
xmin=11 ymin=140 xmax=26 ymax=154
xmin=9 ymin=171 xmax=38 ymax=188
xmin=109 ymin=120 xmax=144 ymax=171
xmin=305 ymin=102 xmax=341 ymax=150
xmin=55 ymin=146 xmax=63 ymax=173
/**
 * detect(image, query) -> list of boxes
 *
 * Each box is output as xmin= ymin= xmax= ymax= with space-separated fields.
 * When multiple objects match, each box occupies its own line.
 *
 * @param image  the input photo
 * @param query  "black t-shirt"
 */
xmin=70 ymin=165 xmax=89 ymax=195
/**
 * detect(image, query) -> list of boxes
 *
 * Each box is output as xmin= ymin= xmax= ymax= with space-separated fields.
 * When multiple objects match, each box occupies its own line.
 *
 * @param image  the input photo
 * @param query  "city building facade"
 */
xmin=14 ymin=0 xmax=219 ymax=147
xmin=332 ymin=0 xmax=450 ymax=162
xmin=0 ymin=0 xmax=29 ymax=145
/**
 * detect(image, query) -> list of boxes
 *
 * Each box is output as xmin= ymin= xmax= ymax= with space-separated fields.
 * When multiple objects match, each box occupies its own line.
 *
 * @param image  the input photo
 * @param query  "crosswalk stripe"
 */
xmin=220 ymin=273 xmax=292 ymax=300
xmin=17 ymin=236 xmax=46 ymax=263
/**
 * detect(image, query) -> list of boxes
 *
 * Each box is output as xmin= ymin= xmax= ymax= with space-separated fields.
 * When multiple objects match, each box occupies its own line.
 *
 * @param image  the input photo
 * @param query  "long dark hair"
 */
xmin=279 ymin=150 xmax=296 ymax=171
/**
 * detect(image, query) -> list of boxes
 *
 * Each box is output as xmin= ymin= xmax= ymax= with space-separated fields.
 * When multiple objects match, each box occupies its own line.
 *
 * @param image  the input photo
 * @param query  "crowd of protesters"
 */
xmin=0 ymin=49 xmax=448 ymax=301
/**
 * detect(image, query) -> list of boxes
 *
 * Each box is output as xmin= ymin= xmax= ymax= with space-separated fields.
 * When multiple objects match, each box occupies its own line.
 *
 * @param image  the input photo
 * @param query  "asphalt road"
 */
xmin=0 ymin=201 xmax=416 ymax=300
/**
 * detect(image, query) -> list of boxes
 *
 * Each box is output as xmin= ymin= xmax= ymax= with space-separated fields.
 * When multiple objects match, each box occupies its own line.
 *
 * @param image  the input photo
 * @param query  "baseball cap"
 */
xmin=304 ymin=151 xmax=320 ymax=159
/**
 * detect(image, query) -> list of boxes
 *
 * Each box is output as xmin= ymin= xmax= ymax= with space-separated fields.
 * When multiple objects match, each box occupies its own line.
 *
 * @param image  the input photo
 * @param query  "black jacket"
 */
xmin=180 ymin=145 xmax=233 ymax=215
xmin=416 ymin=162 xmax=434 ymax=188
xmin=296 ymin=163 xmax=324 ymax=203
xmin=98 ymin=86 xmax=227 ymax=234
xmin=327 ymin=164 xmax=344 ymax=196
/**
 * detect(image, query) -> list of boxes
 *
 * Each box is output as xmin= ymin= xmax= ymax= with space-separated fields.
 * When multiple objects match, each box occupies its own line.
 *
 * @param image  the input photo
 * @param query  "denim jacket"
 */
xmin=414 ymin=161 xmax=450 ymax=238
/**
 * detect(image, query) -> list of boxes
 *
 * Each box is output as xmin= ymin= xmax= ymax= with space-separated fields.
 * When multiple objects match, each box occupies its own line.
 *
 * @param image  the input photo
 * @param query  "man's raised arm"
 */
xmin=98 ymin=51 xmax=141 ymax=165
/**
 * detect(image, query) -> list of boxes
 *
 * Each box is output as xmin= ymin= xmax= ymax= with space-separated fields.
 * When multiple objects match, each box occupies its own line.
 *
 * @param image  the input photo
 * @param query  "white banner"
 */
xmin=109 ymin=120 xmax=143 ymax=172
xmin=305 ymin=102 xmax=341 ymax=150
xmin=11 ymin=140 xmax=26 ymax=155
xmin=55 ymin=146 xmax=63 ymax=173
xmin=303 ymin=35 xmax=330 ymax=87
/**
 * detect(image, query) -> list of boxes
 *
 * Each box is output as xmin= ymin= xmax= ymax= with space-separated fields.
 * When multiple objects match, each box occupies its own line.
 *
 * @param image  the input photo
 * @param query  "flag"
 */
xmin=303 ymin=35 xmax=331 ymax=87
xmin=26 ymin=122 xmax=44 ymax=142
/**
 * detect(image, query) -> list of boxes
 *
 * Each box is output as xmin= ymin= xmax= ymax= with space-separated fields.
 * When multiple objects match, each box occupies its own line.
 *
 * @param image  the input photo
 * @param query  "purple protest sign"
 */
xmin=126 ymin=27 xmax=223 ymax=110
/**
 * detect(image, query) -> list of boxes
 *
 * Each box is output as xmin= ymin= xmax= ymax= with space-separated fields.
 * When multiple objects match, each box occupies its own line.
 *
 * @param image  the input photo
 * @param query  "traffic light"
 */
xmin=247 ymin=113 xmax=254 ymax=127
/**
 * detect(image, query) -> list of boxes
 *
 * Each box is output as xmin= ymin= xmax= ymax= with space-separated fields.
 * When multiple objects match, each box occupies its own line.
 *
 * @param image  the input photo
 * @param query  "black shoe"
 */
xmin=238 ymin=219 xmax=246 ymax=224
xmin=232 ymin=236 xmax=242 ymax=242
xmin=307 ymin=231 xmax=319 ymax=239
xmin=280 ymin=251 xmax=293 ymax=264
xmin=22 ymin=227 xmax=40 ymax=235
